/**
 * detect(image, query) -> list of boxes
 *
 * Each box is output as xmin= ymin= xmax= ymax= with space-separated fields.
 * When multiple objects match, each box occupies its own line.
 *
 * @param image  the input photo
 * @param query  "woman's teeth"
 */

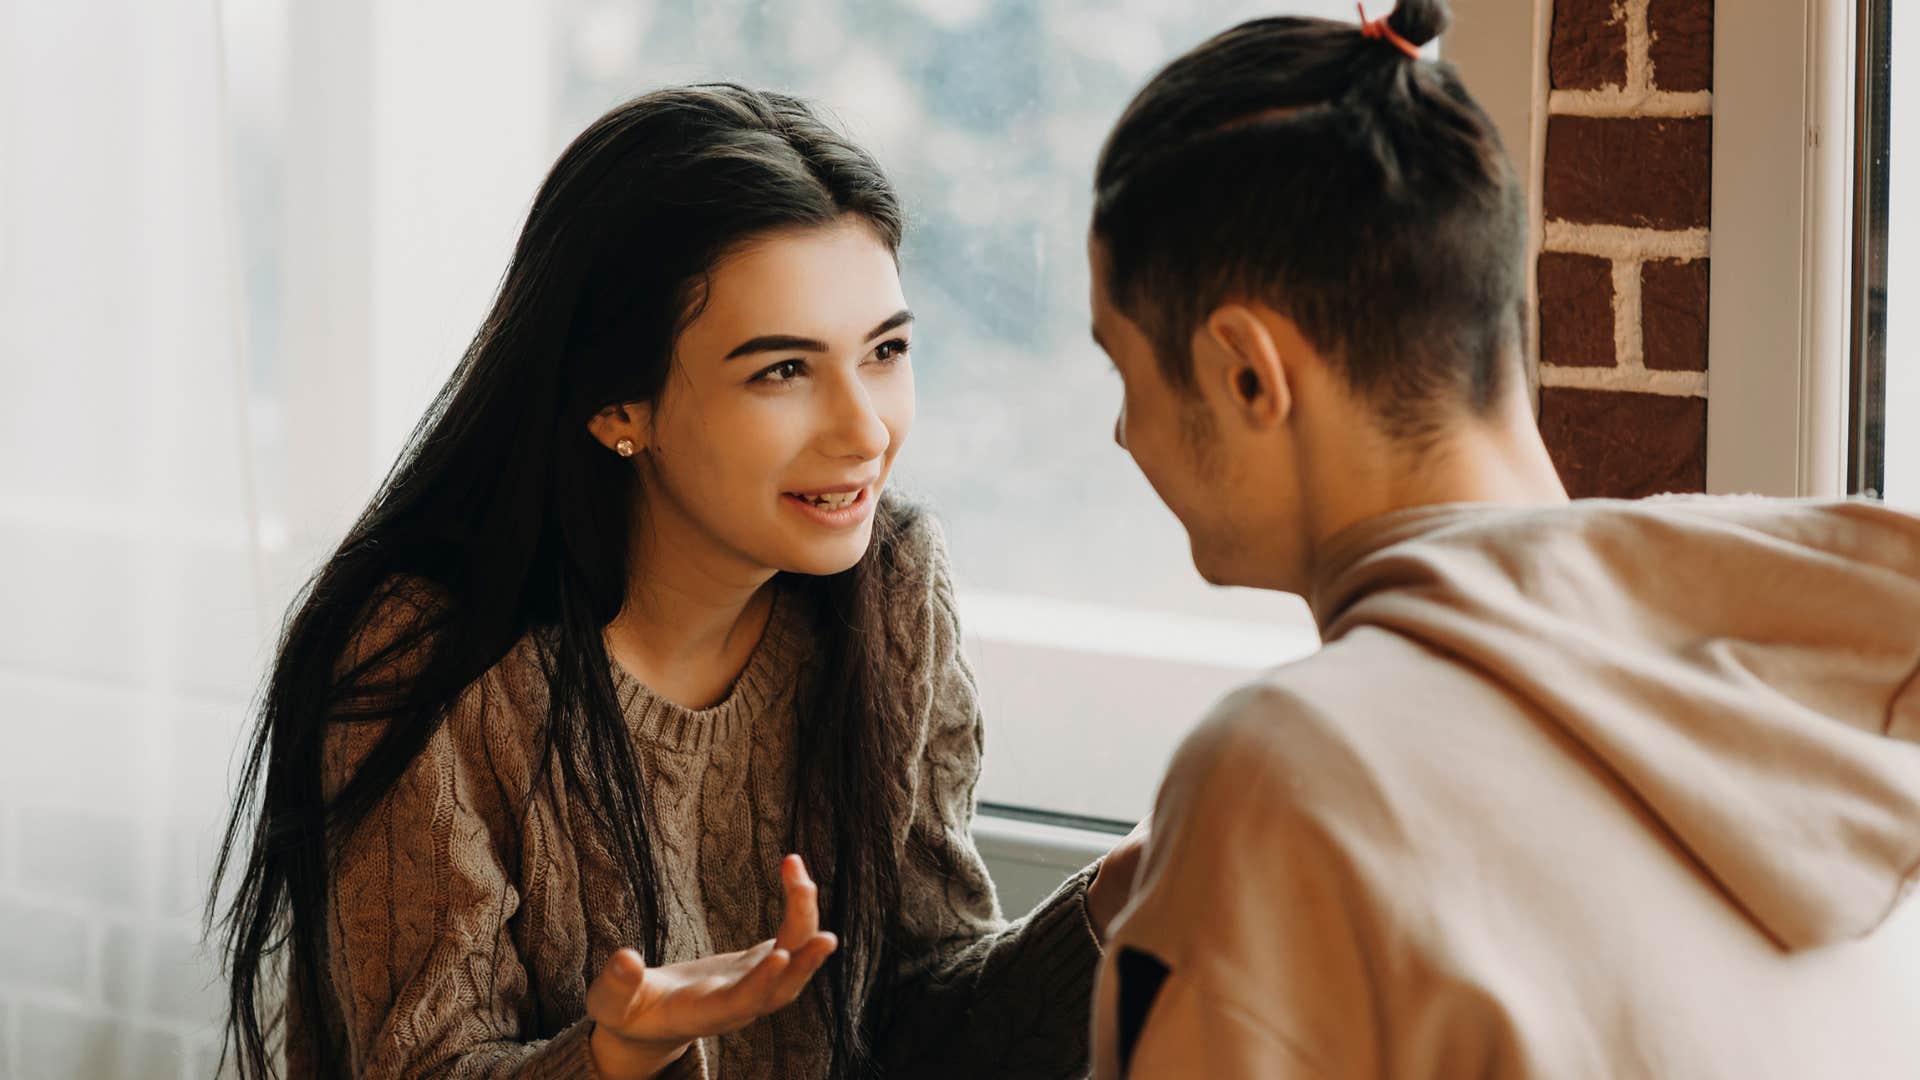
xmin=800 ymin=490 xmax=860 ymax=510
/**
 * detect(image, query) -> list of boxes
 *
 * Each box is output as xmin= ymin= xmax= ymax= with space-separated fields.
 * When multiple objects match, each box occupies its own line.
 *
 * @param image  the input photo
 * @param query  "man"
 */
xmin=1086 ymin=6 xmax=1920 ymax=1078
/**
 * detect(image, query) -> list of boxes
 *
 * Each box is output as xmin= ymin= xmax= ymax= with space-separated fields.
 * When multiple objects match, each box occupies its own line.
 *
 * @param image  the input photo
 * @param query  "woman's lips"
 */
xmin=781 ymin=485 xmax=873 ymax=526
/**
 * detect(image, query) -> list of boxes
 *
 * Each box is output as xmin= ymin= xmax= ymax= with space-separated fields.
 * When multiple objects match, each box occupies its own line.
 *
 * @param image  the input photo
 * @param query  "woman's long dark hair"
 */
xmin=208 ymin=84 xmax=913 ymax=1079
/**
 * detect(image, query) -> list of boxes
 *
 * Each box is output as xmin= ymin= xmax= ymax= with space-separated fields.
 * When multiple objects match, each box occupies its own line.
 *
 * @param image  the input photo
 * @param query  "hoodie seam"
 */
xmin=1867 ymin=836 xmax=1920 ymax=941
xmin=1881 ymin=654 xmax=1920 ymax=737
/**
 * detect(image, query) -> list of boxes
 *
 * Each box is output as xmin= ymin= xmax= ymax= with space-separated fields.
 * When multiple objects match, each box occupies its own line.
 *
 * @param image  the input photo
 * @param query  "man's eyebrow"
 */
xmin=724 ymin=309 xmax=915 ymax=361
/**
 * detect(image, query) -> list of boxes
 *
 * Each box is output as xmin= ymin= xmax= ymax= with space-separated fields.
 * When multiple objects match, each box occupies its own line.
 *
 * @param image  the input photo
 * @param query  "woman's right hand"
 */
xmin=584 ymin=854 xmax=839 ymax=1079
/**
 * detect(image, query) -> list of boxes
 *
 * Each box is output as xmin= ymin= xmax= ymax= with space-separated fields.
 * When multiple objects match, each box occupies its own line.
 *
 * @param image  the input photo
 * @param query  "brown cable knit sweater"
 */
xmin=288 ymin=516 xmax=1103 ymax=1078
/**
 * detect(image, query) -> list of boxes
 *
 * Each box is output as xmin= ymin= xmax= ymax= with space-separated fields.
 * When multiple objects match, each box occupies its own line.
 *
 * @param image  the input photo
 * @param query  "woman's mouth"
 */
xmin=796 ymin=490 xmax=861 ymax=510
xmin=782 ymin=485 xmax=874 ymax=526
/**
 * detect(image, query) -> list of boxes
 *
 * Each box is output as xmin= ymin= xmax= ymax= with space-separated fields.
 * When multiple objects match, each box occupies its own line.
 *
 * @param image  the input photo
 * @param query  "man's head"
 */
xmin=1089 ymin=1 xmax=1548 ymax=592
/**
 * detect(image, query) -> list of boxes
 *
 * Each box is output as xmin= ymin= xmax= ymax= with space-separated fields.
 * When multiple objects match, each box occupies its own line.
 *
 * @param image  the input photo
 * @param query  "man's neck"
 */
xmin=1304 ymin=392 xmax=1570 ymax=558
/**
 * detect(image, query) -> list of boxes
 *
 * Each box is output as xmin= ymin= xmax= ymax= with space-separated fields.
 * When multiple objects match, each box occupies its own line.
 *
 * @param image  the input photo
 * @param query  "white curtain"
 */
xmin=0 ymin=0 xmax=553 ymax=1073
xmin=0 ymin=0 xmax=266 ymax=1076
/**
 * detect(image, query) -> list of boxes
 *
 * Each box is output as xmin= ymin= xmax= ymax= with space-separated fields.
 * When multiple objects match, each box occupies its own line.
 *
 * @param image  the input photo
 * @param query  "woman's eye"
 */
xmin=874 ymin=339 xmax=911 ymax=363
xmin=756 ymin=359 xmax=806 ymax=383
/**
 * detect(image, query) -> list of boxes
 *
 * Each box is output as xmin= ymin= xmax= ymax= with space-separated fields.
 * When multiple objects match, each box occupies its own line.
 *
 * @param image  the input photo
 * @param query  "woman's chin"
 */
xmin=775 ymin=531 xmax=876 ymax=578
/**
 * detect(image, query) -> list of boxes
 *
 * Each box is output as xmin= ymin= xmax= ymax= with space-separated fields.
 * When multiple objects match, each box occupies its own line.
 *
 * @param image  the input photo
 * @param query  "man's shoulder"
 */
xmin=1159 ymin=628 xmax=1484 ymax=843
xmin=1187 ymin=630 xmax=1450 ymax=763
xmin=1123 ymin=639 xmax=1432 ymax=968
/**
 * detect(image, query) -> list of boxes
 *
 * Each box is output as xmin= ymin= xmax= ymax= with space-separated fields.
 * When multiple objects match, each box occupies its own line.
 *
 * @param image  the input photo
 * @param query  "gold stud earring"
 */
xmin=614 ymin=439 xmax=636 ymax=458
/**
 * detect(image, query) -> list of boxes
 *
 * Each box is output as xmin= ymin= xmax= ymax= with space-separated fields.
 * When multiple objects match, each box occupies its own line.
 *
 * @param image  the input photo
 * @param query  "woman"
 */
xmin=210 ymin=84 xmax=1141 ymax=1079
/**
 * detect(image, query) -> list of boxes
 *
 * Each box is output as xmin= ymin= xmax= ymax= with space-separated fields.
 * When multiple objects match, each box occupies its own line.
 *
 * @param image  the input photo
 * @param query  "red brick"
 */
xmin=1539 ymin=388 xmax=1706 ymax=498
xmin=1544 ymin=116 xmax=1712 ymax=229
xmin=1551 ymin=0 xmax=1628 ymax=90
xmin=1641 ymin=258 xmax=1710 ymax=372
xmin=1649 ymin=0 xmax=1714 ymax=93
xmin=1538 ymin=253 xmax=1616 ymax=368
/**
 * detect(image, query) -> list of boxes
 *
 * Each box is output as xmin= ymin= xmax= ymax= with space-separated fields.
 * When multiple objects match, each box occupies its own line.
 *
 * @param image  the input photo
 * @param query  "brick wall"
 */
xmin=1537 ymin=0 xmax=1714 ymax=498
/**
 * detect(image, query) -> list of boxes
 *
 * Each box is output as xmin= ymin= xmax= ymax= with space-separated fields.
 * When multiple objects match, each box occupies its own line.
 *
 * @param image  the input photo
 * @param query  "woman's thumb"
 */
xmin=609 ymin=948 xmax=646 ymax=983
xmin=589 ymin=948 xmax=647 ymax=1022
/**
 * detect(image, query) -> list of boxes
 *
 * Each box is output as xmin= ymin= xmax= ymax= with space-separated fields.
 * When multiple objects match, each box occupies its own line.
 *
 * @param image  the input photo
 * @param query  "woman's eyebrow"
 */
xmin=865 ymin=309 xmax=914 ymax=341
xmin=723 ymin=309 xmax=915 ymax=360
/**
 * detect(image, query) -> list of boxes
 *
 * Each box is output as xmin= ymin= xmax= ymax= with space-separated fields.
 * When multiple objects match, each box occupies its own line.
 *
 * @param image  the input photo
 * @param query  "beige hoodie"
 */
xmin=1093 ymin=496 xmax=1920 ymax=1079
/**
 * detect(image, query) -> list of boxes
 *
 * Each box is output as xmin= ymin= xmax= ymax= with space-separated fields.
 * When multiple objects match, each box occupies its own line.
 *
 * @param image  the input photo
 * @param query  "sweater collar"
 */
xmin=609 ymin=580 xmax=813 ymax=754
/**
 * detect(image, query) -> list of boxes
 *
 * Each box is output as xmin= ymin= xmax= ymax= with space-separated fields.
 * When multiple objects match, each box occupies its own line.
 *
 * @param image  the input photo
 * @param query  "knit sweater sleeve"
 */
xmin=871 ymin=516 xmax=1105 ymax=1079
xmin=317 ymin=586 xmax=600 ymax=1080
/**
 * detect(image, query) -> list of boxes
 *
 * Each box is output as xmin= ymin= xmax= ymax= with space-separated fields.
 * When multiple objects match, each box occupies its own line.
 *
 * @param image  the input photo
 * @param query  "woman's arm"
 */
xmin=322 ymin=694 xmax=836 ymax=1080
xmin=319 ymin=703 xmax=607 ymax=1079
xmin=317 ymin=585 xmax=838 ymax=1080
xmin=868 ymin=520 xmax=1108 ymax=1079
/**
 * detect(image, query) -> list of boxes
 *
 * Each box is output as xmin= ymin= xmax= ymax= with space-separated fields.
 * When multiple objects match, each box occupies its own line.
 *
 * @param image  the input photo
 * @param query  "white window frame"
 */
xmin=1706 ymin=0 xmax=1857 ymax=497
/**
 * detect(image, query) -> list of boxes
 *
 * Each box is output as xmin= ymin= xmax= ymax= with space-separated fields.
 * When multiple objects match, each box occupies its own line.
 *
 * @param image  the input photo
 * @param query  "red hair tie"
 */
xmin=1357 ymin=3 xmax=1423 ymax=60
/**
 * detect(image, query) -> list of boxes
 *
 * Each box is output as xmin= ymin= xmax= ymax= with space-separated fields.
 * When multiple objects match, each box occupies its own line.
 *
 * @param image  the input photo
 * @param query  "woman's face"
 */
xmin=634 ymin=216 xmax=915 ymax=579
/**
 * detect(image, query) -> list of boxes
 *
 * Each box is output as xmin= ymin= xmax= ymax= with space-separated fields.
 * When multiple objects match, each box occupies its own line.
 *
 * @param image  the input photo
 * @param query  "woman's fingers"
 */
xmin=584 ymin=857 xmax=837 ymax=1043
xmin=583 ymin=934 xmax=836 ymax=1047
xmin=773 ymin=854 xmax=820 ymax=952
xmin=714 ymin=943 xmax=792 ymax=1017
xmin=764 ymin=931 xmax=837 ymax=1006
xmin=585 ymin=948 xmax=647 ymax=1028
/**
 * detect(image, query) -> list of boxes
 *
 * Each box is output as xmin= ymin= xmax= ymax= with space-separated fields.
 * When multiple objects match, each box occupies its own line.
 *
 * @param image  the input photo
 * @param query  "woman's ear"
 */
xmin=587 ymin=402 xmax=653 ymax=456
xmin=1199 ymin=305 xmax=1293 ymax=431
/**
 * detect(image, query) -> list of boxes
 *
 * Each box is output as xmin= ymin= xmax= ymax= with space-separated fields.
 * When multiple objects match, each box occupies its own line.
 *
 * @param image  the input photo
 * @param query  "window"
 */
xmin=1853 ymin=0 xmax=1912 ymax=507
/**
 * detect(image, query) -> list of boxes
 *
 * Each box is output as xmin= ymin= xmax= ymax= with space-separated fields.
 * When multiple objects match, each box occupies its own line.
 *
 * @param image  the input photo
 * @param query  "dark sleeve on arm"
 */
xmin=870 ymin=518 xmax=1105 ymax=1080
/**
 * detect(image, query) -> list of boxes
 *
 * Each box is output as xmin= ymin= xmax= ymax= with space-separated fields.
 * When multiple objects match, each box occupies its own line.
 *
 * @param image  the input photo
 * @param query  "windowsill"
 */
xmin=974 ymin=805 xmax=1121 ymax=870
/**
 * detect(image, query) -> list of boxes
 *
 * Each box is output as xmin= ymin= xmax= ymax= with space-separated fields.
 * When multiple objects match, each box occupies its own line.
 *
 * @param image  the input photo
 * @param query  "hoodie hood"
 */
xmin=1308 ymin=496 xmax=1920 ymax=951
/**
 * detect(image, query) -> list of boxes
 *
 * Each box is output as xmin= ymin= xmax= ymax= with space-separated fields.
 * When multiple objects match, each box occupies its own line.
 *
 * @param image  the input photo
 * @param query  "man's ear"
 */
xmin=586 ymin=401 xmax=653 ymax=454
xmin=1195 ymin=305 xmax=1292 ymax=431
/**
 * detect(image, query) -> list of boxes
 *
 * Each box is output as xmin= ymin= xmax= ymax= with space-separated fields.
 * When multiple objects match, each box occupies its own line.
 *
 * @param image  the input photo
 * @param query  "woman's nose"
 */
xmin=823 ymin=377 xmax=891 ymax=460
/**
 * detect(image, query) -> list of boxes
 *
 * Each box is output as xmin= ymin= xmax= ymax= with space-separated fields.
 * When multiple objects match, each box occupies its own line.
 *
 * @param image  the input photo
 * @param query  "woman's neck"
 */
xmin=605 ymin=494 xmax=779 ymax=710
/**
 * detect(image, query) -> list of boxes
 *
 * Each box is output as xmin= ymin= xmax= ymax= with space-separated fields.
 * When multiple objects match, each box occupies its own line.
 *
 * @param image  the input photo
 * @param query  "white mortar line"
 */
xmin=1549 ymin=88 xmax=1711 ymax=117
xmin=1540 ymin=363 xmax=1707 ymax=397
xmin=1613 ymin=258 xmax=1646 ymax=370
xmin=1625 ymin=0 xmax=1653 ymax=93
xmin=1544 ymin=221 xmax=1710 ymax=260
